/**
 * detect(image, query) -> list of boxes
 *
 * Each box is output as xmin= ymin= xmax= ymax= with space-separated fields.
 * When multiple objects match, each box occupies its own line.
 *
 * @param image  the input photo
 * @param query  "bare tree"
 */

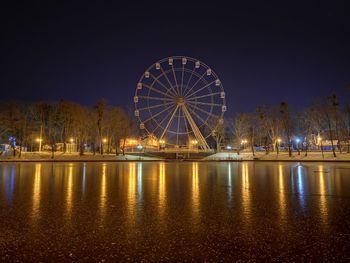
xmin=279 ymin=102 xmax=292 ymax=157
xmin=95 ymin=99 xmax=107 ymax=154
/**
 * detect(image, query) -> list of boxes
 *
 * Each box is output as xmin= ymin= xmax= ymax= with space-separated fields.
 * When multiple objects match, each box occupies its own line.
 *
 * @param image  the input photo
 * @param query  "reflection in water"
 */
xmin=4 ymin=165 xmax=15 ymax=204
xmin=100 ymin=163 xmax=107 ymax=219
xmin=137 ymin=162 xmax=143 ymax=203
xmin=192 ymin=162 xmax=199 ymax=221
xmin=32 ymin=163 xmax=42 ymax=222
xmin=227 ymin=163 xmax=233 ymax=206
xmin=159 ymin=162 xmax=166 ymax=216
xmin=66 ymin=163 xmax=73 ymax=217
xmin=278 ymin=164 xmax=286 ymax=221
xmin=318 ymin=165 xmax=328 ymax=227
xmin=82 ymin=163 xmax=86 ymax=196
xmin=242 ymin=162 xmax=251 ymax=223
xmin=1 ymin=161 xmax=345 ymax=255
xmin=128 ymin=163 xmax=137 ymax=228
xmin=297 ymin=165 xmax=305 ymax=208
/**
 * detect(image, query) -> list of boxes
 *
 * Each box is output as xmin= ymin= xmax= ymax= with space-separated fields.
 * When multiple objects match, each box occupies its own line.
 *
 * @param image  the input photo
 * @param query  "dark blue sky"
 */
xmin=1 ymin=1 xmax=349 ymax=115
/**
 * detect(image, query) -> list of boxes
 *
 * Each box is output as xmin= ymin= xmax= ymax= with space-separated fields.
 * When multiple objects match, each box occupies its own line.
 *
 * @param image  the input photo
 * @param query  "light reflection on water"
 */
xmin=66 ymin=163 xmax=73 ymax=218
xmin=1 ymin=161 xmax=350 ymax=233
xmin=318 ymin=165 xmax=328 ymax=228
xmin=158 ymin=162 xmax=166 ymax=218
xmin=278 ymin=164 xmax=286 ymax=221
xmin=32 ymin=163 xmax=41 ymax=222
xmin=241 ymin=162 xmax=251 ymax=224
xmin=100 ymin=163 xmax=107 ymax=220
xmin=191 ymin=162 xmax=199 ymax=223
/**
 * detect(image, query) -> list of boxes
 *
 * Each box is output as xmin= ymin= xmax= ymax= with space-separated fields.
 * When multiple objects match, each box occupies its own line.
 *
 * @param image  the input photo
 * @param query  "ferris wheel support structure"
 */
xmin=134 ymin=56 xmax=226 ymax=150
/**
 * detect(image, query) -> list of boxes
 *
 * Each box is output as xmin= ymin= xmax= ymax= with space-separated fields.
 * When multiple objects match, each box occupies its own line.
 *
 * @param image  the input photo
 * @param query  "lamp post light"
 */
xmin=317 ymin=136 xmax=324 ymax=159
xmin=137 ymin=145 xmax=143 ymax=160
xmin=277 ymin=138 xmax=282 ymax=155
xmin=36 ymin=138 xmax=43 ymax=152
xmin=241 ymin=139 xmax=247 ymax=149
xmin=295 ymin=138 xmax=301 ymax=155
xmin=102 ymin=138 xmax=107 ymax=154
xmin=190 ymin=140 xmax=198 ymax=149
xmin=159 ymin=139 xmax=165 ymax=150
xmin=69 ymin=138 xmax=74 ymax=152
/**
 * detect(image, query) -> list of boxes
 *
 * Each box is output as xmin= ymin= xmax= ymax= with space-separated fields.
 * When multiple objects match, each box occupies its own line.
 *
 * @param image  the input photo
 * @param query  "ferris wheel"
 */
xmin=134 ymin=56 xmax=226 ymax=150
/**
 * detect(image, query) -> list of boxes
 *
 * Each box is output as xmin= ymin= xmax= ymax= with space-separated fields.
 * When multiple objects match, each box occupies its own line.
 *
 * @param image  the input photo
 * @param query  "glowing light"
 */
xmin=278 ymin=164 xmax=286 ymax=221
xmin=226 ymin=145 xmax=232 ymax=150
xmin=277 ymin=138 xmax=282 ymax=143
xmin=242 ymin=162 xmax=251 ymax=226
xmin=192 ymin=162 xmax=199 ymax=222
xmin=318 ymin=165 xmax=328 ymax=227
xmin=69 ymin=138 xmax=74 ymax=143
xmin=32 ymin=163 xmax=42 ymax=223
xmin=66 ymin=163 xmax=73 ymax=218
xmin=159 ymin=163 xmax=166 ymax=217
xmin=137 ymin=145 xmax=143 ymax=150
xmin=102 ymin=138 xmax=107 ymax=143
xmin=127 ymin=163 xmax=137 ymax=229
xmin=100 ymin=163 xmax=107 ymax=219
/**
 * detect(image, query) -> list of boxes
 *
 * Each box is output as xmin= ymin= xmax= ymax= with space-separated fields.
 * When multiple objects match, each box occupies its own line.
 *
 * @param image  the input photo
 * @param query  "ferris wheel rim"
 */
xmin=134 ymin=56 xmax=226 ymax=146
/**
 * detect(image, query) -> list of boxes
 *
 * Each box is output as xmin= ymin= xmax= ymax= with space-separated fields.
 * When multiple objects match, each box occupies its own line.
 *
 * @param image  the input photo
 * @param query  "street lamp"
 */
xmin=295 ymin=138 xmax=301 ymax=155
xmin=190 ymin=140 xmax=198 ymax=149
xmin=159 ymin=139 xmax=165 ymax=150
xmin=36 ymin=138 xmax=43 ymax=152
xmin=241 ymin=139 xmax=247 ymax=149
xmin=277 ymin=138 xmax=282 ymax=155
xmin=137 ymin=145 xmax=143 ymax=159
xmin=103 ymin=138 xmax=107 ymax=143
xmin=69 ymin=138 xmax=74 ymax=143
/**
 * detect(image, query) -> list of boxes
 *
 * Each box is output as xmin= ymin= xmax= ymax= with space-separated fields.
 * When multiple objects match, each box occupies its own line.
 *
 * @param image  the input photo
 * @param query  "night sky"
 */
xmin=1 ymin=1 xmax=349 ymax=115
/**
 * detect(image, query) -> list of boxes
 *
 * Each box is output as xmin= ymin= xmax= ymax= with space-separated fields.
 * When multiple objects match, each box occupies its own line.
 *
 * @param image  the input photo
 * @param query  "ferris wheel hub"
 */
xmin=176 ymin=97 xmax=185 ymax=106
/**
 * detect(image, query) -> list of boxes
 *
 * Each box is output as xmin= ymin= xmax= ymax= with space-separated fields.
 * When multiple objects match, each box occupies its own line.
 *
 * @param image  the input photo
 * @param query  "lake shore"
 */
xmin=1 ymin=151 xmax=350 ymax=162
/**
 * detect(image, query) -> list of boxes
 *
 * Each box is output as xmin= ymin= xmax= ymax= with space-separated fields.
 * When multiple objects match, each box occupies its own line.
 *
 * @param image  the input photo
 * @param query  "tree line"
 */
xmin=227 ymin=92 xmax=350 ymax=157
xmin=1 ymin=91 xmax=350 ymax=158
xmin=0 ymin=99 xmax=133 ymax=158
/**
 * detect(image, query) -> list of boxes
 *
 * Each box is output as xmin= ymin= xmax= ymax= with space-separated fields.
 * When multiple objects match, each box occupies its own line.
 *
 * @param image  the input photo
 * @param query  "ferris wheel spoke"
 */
xmin=151 ymin=104 xmax=177 ymax=135
xmin=182 ymin=67 xmax=196 ymax=96
xmin=149 ymin=72 xmax=177 ymax=97
xmin=171 ymin=64 xmax=180 ymax=95
xmin=184 ymin=71 xmax=207 ymax=97
xmin=187 ymin=103 xmax=218 ymax=119
xmin=183 ymin=110 xmax=192 ymax=144
xmin=185 ymin=104 xmax=212 ymax=130
xmin=138 ymin=95 xmax=174 ymax=102
xmin=143 ymin=104 xmax=176 ymax=123
xmin=186 ymin=92 xmax=221 ymax=101
xmin=159 ymin=66 xmax=178 ymax=96
xmin=138 ymin=101 xmax=173 ymax=111
xmin=180 ymin=64 xmax=185 ymax=96
xmin=176 ymin=107 xmax=182 ymax=145
xmin=141 ymin=83 xmax=175 ymax=99
xmin=187 ymin=101 xmax=223 ymax=107
xmin=186 ymin=80 xmax=216 ymax=99
xmin=159 ymin=105 xmax=179 ymax=140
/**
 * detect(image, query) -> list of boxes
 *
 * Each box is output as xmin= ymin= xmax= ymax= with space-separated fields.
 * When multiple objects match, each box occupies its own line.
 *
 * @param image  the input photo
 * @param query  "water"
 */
xmin=1 ymin=162 xmax=350 ymax=261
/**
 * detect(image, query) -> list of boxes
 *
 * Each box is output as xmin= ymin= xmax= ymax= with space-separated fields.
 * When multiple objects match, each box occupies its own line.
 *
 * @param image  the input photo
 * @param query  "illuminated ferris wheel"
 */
xmin=134 ymin=56 xmax=226 ymax=150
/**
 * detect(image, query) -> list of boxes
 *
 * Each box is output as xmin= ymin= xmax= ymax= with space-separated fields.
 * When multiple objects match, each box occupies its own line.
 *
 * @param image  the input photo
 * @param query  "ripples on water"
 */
xmin=1 ymin=162 xmax=350 ymax=261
